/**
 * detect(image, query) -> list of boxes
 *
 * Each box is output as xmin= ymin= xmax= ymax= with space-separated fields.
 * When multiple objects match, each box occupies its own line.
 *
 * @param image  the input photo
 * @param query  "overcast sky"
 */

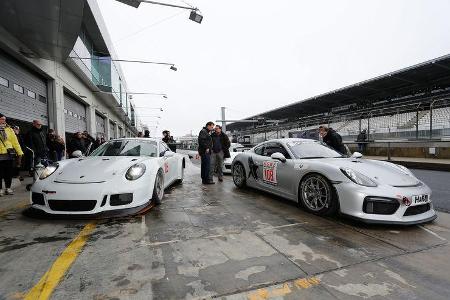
xmin=97 ymin=0 xmax=450 ymax=137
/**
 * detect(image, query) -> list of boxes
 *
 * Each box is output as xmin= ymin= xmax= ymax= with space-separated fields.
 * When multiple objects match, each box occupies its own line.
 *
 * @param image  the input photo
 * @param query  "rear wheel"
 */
xmin=152 ymin=170 xmax=165 ymax=205
xmin=232 ymin=163 xmax=246 ymax=188
xmin=299 ymin=174 xmax=338 ymax=216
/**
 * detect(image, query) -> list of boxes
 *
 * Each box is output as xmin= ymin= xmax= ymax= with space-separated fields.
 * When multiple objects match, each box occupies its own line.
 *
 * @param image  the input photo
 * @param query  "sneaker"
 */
xmin=204 ymin=181 xmax=215 ymax=185
xmin=218 ymin=177 xmax=223 ymax=182
xmin=0 ymin=189 xmax=4 ymax=196
xmin=5 ymin=188 xmax=13 ymax=195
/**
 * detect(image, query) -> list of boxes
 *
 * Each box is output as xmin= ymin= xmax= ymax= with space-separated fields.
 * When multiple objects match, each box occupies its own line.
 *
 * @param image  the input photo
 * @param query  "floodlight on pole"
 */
xmin=115 ymin=0 xmax=203 ymax=24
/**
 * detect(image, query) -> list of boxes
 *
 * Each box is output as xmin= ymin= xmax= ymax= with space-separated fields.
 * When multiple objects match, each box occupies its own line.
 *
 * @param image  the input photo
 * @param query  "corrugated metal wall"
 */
xmin=64 ymin=93 xmax=87 ymax=133
xmin=95 ymin=113 xmax=106 ymax=137
xmin=109 ymin=120 xmax=116 ymax=139
xmin=0 ymin=50 xmax=48 ymax=124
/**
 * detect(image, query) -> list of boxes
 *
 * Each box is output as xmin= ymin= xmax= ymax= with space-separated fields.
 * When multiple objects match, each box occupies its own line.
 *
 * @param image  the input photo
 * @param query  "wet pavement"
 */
xmin=0 ymin=162 xmax=450 ymax=299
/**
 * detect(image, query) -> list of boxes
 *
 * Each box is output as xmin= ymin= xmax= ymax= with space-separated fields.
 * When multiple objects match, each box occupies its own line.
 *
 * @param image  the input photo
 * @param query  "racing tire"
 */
xmin=299 ymin=173 xmax=338 ymax=216
xmin=232 ymin=163 xmax=247 ymax=188
xmin=152 ymin=170 xmax=165 ymax=205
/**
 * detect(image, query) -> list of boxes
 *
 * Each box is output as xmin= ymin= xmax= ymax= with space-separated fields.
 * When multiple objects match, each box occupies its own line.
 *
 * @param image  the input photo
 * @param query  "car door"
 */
xmin=257 ymin=142 xmax=296 ymax=200
xmin=159 ymin=142 xmax=177 ymax=186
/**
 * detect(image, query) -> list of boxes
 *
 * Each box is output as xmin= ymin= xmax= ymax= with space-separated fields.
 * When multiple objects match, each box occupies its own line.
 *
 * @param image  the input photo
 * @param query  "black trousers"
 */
xmin=0 ymin=159 xmax=14 ymax=189
xmin=200 ymin=153 xmax=211 ymax=183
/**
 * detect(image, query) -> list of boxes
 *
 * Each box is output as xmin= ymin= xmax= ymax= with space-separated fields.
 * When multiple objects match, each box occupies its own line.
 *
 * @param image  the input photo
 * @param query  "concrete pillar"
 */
xmin=53 ymin=78 xmax=66 ymax=140
xmin=86 ymin=104 xmax=96 ymax=137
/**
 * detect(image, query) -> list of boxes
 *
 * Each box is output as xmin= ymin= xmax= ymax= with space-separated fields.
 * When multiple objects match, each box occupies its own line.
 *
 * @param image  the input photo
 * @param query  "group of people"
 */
xmin=198 ymin=122 xmax=231 ymax=184
xmin=0 ymin=112 xmax=111 ymax=196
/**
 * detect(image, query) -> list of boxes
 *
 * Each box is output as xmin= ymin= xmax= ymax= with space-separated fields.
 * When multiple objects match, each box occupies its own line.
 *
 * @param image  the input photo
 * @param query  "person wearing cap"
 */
xmin=0 ymin=113 xmax=24 ymax=196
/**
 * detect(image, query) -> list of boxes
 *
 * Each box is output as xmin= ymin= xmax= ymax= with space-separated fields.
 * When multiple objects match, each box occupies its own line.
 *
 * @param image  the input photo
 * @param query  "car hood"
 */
xmin=317 ymin=158 xmax=421 ymax=187
xmin=54 ymin=156 xmax=150 ymax=184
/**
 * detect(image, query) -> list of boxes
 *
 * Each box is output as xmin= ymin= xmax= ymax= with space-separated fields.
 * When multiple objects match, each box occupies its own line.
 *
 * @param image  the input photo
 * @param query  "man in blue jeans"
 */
xmin=198 ymin=122 xmax=215 ymax=184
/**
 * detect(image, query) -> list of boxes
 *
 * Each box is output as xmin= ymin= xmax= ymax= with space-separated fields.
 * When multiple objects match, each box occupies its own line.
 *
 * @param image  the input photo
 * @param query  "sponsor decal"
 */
xmin=263 ymin=161 xmax=278 ymax=185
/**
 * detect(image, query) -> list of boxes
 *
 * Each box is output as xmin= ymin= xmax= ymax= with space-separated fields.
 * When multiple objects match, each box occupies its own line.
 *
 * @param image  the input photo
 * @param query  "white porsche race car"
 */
xmin=223 ymin=143 xmax=246 ymax=174
xmin=232 ymin=138 xmax=437 ymax=225
xmin=30 ymin=138 xmax=185 ymax=216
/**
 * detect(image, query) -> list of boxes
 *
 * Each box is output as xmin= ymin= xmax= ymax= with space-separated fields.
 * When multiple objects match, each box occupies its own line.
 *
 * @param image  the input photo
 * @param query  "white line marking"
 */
xmin=417 ymin=225 xmax=447 ymax=241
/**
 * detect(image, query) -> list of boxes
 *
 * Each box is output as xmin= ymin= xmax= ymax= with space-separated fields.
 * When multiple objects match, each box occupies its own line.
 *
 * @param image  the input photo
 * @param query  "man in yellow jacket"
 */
xmin=0 ymin=113 xmax=24 ymax=196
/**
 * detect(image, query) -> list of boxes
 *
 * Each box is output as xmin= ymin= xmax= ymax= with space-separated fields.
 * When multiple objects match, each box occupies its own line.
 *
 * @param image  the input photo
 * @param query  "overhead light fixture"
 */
xmin=115 ymin=1 xmax=203 ymax=24
xmin=189 ymin=10 xmax=203 ymax=24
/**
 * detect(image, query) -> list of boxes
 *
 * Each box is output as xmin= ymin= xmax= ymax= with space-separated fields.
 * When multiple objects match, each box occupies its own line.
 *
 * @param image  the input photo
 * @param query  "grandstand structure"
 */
xmin=228 ymin=54 xmax=450 ymax=144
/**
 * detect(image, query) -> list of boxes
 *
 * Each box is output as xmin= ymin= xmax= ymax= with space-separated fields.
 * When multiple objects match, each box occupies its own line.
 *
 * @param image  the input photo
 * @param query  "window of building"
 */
xmin=13 ymin=84 xmax=24 ymax=94
xmin=38 ymin=95 xmax=47 ymax=103
xmin=64 ymin=109 xmax=68 ymax=114
xmin=0 ymin=76 xmax=8 ymax=87
xmin=27 ymin=90 xmax=36 ymax=99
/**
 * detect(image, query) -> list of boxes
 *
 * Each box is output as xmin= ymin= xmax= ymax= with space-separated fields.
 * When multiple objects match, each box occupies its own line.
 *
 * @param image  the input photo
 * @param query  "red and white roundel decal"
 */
xmin=164 ymin=162 xmax=169 ymax=173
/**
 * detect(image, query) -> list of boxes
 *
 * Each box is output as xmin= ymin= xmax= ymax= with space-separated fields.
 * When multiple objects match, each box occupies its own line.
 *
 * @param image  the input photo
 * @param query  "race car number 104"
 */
xmin=263 ymin=161 xmax=278 ymax=185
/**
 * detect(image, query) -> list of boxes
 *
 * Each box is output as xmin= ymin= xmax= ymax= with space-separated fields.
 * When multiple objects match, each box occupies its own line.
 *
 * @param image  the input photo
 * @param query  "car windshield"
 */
xmin=287 ymin=141 xmax=343 ymax=159
xmin=90 ymin=140 xmax=158 ymax=157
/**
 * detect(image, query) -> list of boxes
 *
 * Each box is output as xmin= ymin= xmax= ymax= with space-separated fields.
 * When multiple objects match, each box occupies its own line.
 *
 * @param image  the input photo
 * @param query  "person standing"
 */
xmin=54 ymin=135 xmax=66 ymax=161
xmin=143 ymin=130 xmax=150 ymax=138
xmin=318 ymin=125 xmax=346 ymax=154
xmin=356 ymin=129 xmax=367 ymax=153
xmin=162 ymin=130 xmax=176 ymax=152
xmin=47 ymin=129 xmax=57 ymax=161
xmin=0 ymin=113 xmax=24 ymax=196
xmin=26 ymin=119 xmax=47 ymax=165
xmin=198 ymin=122 xmax=215 ymax=184
xmin=68 ymin=132 xmax=86 ymax=157
xmin=209 ymin=125 xmax=230 ymax=182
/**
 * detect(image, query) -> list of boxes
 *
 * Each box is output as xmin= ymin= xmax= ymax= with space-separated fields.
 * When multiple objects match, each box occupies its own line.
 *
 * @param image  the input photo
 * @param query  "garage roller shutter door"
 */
xmin=0 ymin=50 xmax=48 ymax=124
xmin=95 ymin=113 xmax=106 ymax=137
xmin=64 ymin=93 xmax=86 ymax=133
xmin=109 ymin=120 xmax=116 ymax=138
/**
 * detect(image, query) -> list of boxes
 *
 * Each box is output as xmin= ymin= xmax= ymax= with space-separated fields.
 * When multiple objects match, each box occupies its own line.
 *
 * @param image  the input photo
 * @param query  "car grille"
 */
xmin=404 ymin=204 xmax=431 ymax=216
xmin=48 ymin=200 xmax=97 ymax=212
xmin=31 ymin=193 xmax=45 ymax=205
xmin=363 ymin=197 xmax=400 ymax=215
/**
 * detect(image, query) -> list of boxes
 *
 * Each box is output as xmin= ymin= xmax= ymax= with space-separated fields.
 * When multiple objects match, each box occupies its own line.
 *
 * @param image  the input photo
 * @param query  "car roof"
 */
xmin=259 ymin=138 xmax=317 ymax=145
xmin=110 ymin=138 xmax=161 ymax=143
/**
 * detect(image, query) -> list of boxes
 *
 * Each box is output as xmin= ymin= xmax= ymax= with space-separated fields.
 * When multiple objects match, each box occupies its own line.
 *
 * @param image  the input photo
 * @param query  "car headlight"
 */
xmin=340 ymin=168 xmax=377 ymax=187
xmin=39 ymin=164 xmax=59 ymax=180
xmin=125 ymin=163 xmax=146 ymax=180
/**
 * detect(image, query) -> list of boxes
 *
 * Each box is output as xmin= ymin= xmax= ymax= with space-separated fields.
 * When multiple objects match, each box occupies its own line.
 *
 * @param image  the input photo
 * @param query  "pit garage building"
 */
xmin=0 ymin=0 xmax=142 ymax=141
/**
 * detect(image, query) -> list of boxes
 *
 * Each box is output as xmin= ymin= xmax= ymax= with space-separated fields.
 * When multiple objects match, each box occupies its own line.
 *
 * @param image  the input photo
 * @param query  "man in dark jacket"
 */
xmin=27 ymin=120 xmax=48 ymax=165
xmin=356 ymin=129 xmax=367 ymax=153
xmin=210 ymin=125 xmax=231 ymax=182
xmin=198 ymin=122 xmax=215 ymax=184
xmin=68 ymin=132 xmax=86 ymax=157
xmin=319 ymin=126 xmax=346 ymax=154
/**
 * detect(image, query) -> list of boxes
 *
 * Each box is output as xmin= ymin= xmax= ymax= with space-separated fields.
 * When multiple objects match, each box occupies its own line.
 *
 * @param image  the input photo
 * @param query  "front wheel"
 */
xmin=152 ymin=170 xmax=165 ymax=205
xmin=299 ymin=174 xmax=338 ymax=216
xmin=232 ymin=163 xmax=247 ymax=188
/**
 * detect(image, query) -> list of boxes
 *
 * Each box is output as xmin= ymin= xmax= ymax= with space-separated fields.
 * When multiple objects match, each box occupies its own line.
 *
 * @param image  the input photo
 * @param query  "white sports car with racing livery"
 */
xmin=232 ymin=138 xmax=437 ymax=225
xmin=30 ymin=138 xmax=185 ymax=216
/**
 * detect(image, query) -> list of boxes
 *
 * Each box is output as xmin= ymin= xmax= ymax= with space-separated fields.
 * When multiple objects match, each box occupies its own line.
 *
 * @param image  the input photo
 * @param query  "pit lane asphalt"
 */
xmin=0 ymin=161 xmax=450 ymax=299
xmin=411 ymin=169 xmax=450 ymax=213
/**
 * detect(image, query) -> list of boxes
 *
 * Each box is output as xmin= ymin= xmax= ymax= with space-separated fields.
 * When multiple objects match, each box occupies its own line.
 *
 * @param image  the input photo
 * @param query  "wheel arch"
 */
xmin=297 ymin=171 xmax=340 ymax=209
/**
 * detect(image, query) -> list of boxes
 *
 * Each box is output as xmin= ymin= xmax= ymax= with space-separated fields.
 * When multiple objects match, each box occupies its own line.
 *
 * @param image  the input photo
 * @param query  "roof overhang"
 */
xmin=0 ymin=0 xmax=85 ymax=61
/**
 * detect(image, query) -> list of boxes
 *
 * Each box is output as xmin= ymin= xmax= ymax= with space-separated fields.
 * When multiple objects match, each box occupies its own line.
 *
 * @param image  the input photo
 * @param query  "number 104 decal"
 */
xmin=263 ymin=161 xmax=278 ymax=185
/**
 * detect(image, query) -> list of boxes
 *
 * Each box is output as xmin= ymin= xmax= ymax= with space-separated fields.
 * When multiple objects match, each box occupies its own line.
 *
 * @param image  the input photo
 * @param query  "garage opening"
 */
xmin=0 ymin=50 xmax=48 ymax=134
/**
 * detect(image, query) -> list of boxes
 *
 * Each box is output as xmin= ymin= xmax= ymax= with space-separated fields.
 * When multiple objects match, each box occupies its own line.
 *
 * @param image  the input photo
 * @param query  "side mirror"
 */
xmin=270 ymin=152 xmax=286 ymax=163
xmin=352 ymin=152 xmax=363 ymax=159
xmin=164 ymin=151 xmax=175 ymax=158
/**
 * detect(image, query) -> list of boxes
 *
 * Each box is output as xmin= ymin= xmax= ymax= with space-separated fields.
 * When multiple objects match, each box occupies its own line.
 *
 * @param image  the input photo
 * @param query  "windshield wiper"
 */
xmin=301 ymin=156 xmax=326 ymax=159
